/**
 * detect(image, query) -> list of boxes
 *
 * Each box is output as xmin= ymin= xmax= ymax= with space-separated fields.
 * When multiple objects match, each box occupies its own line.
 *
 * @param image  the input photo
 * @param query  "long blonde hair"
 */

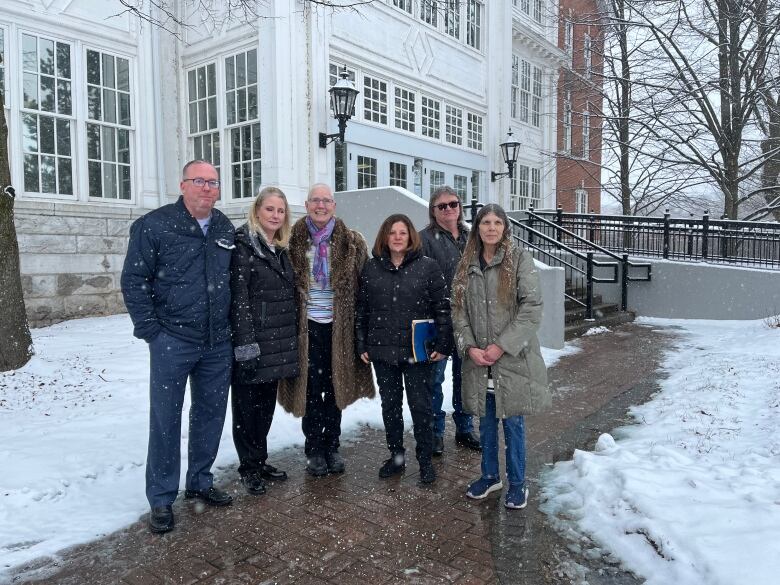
xmin=452 ymin=204 xmax=516 ymax=310
xmin=247 ymin=186 xmax=291 ymax=247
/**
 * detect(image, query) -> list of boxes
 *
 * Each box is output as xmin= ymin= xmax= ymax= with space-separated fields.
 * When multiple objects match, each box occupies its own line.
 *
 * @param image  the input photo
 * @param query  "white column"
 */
xmin=486 ymin=0 xmax=513 ymax=204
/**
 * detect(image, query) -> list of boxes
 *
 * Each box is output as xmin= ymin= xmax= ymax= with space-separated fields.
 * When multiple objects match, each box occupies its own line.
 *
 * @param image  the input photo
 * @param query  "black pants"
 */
xmin=231 ymin=380 xmax=277 ymax=477
xmin=302 ymin=320 xmax=342 ymax=456
xmin=373 ymin=360 xmax=434 ymax=464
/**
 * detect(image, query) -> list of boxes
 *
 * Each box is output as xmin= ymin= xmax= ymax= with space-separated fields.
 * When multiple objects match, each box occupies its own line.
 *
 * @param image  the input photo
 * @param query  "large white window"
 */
xmin=563 ymin=91 xmax=572 ymax=153
xmin=519 ymin=59 xmax=531 ymax=123
xmin=445 ymin=0 xmax=460 ymax=39
xmin=357 ymin=155 xmax=377 ymax=189
xmin=531 ymin=167 xmax=541 ymax=208
xmin=575 ymin=188 xmax=588 ymax=213
xmin=21 ymin=33 xmax=74 ymax=196
xmin=467 ymin=112 xmax=482 ymax=151
xmin=429 ymin=169 xmax=445 ymax=196
xmin=511 ymin=55 xmax=519 ymax=118
xmin=509 ymin=165 xmax=529 ymax=211
xmin=445 ymin=105 xmax=463 ymax=145
xmin=187 ymin=63 xmax=219 ymax=171
xmin=363 ymin=75 xmax=388 ymax=125
xmin=86 ymin=49 xmax=132 ymax=199
xmin=584 ymin=34 xmax=593 ymax=79
xmin=421 ymin=95 xmax=440 ymax=139
xmin=534 ymin=0 xmax=544 ymax=23
xmin=532 ymin=66 xmax=542 ymax=127
xmin=394 ymin=86 xmax=415 ymax=132
xmin=454 ymin=174 xmax=468 ymax=202
xmin=225 ymin=48 xmax=260 ymax=199
xmin=389 ymin=161 xmax=407 ymax=188
xmin=392 ymin=0 xmax=412 ymax=13
xmin=466 ymin=0 xmax=482 ymax=50
xmin=420 ymin=0 xmax=438 ymax=27
xmin=0 ymin=28 xmax=6 ymax=102
xmin=582 ymin=110 xmax=590 ymax=159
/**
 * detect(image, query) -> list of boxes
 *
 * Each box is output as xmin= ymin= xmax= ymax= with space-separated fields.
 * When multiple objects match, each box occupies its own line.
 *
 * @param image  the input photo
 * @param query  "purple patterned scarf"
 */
xmin=306 ymin=216 xmax=335 ymax=290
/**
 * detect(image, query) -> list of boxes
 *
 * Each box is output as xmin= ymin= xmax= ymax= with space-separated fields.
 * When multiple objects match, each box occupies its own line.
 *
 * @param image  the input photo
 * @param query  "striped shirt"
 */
xmin=306 ymin=244 xmax=334 ymax=323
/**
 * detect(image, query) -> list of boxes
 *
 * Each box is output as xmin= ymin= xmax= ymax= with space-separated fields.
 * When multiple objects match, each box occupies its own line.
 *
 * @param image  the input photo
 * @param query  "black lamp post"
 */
xmin=490 ymin=128 xmax=522 ymax=182
xmin=319 ymin=65 xmax=359 ymax=148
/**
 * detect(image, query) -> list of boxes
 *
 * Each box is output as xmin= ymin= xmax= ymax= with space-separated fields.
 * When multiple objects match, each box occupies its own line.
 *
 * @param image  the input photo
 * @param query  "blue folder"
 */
xmin=411 ymin=319 xmax=437 ymax=363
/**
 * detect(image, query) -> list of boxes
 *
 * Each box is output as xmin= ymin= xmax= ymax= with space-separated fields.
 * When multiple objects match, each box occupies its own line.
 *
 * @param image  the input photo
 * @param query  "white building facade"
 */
xmin=2 ymin=0 xmax=560 ymax=326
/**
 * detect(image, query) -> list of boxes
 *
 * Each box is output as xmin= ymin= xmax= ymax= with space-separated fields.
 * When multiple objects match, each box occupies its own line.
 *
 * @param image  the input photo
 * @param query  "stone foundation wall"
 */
xmin=15 ymin=200 xmax=303 ymax=328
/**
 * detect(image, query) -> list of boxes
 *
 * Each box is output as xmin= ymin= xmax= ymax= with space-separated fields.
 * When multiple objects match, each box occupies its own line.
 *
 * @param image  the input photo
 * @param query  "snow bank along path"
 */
xmin=541 ymin=317 xmax=780 ymax=585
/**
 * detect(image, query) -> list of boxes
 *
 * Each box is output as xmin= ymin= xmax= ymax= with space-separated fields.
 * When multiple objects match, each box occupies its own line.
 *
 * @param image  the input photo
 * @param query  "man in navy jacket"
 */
xmin=121 ymin=160 xmax=235 ymax=534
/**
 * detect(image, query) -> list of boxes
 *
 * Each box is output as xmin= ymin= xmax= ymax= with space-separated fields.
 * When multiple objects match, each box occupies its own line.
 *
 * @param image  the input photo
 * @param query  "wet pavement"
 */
xmin=7 ymin=322 xmax=674 ymax=585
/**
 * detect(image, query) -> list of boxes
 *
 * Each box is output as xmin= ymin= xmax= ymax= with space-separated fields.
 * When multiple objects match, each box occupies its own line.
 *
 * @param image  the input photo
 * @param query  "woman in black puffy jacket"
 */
xmin=356 ymin=214 xmax=452 ymax=485
xmin=230 ymin=186 xmax=298 ymax=496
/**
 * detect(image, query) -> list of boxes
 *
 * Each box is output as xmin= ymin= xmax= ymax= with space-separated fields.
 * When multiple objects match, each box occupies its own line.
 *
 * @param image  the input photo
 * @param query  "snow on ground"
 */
xmin=0 ymin=313 xmax=573 ymax=577
xmin=541 ymin=316 xmax=780 ymax=585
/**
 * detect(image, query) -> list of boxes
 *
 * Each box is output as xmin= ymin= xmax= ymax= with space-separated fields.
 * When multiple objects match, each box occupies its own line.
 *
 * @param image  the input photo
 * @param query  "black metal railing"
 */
xmin=523 ymin=209 xmax=652 ymax=312
xmin=532 ymin=208 xmax=780 ymax=269
xmin=467 ymin=201 xmax=619 ymax=319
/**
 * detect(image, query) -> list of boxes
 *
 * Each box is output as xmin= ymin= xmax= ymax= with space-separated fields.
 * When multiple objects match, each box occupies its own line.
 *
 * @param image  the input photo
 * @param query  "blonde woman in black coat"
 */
xmin=230 ymin=187 xmax=299 ymax=495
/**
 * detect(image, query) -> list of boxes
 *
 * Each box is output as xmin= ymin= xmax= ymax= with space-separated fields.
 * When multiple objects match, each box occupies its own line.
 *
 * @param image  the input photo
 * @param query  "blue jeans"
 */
xmin=146 ymin=331 xmax=232 ymax=508
xmin=479 ymin=393 xmax=526 ymax=487
xmin=430 ymin=352 xmax=473 ymax=437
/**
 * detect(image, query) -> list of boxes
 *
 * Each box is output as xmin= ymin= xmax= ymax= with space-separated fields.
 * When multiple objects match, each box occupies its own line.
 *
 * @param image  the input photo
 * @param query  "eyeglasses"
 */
xmin=184 ymin=178 xmax=220 ymax=188
xmin=435 ymin=201 xmax=460 ymax=211
xmin=309 ymin=197 xmax=335 ymax=206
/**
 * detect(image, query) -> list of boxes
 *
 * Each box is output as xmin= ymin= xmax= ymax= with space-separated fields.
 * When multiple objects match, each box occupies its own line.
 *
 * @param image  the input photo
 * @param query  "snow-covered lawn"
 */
xmin=541 ymin=317 xmax=780 ymax=585
xmin=0 ymin=313 xmax=572 ymax=577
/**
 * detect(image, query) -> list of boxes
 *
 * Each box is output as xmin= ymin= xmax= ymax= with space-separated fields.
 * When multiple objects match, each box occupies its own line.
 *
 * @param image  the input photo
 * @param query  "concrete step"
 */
xmin=564 ymin=302 xmax=620 ymax=325
xmin=564 ymin=294 xmax=603 ymax=311
xmin=564 ymin=310 xmax=637 ymax=340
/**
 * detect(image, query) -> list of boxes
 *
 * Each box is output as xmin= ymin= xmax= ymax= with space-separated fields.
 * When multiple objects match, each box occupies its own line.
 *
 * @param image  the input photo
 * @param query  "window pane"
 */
xmin=103 ymin=89 xmax=116 ymax=123
xmin=252 ymin=123 xmax=261 ymax=157
xmin=118 ymin=129 xmax=130 ymax=164
xmin=56 ymin=119 xmax=71 ymax=155
xmin=188 ymin=69 xmax=196 ymax=100
xmin=188 ymin=102 xmax=197 ymax=134
xmin=87 ymin=50 xmax=101 ymax=84
xmin=39 ymin=116 xmax=55 ymax=154
xmin=237 ymin=89 xmax=247 ymax=123
xmin=22 ymin=34 xmax=37 ymax=72
xmin=197 ymin=66 xmax=206 ymax=100
xmin=236 ymin=52 xmax=246 ymax=87
xmin=57 ymin=80 xmax=72 ymax=115
xmin=207 ymin=63 xmax=216 ymax=95
xmin=39 ymin=75 xmax=55 ymax=112
xmin=226 ymin=91 xmax=236 ymax=125
xmin=213 ymin=133 xmax=220 ymax=167
xmin=39 ymin=39 xmax=54 ymax=76
xmin=225 ymin=56 xmax=235 ymax=90
xmin=22 ymin=114 xmax=38 ymax=152
xmin=208 ymin=97 xmax=217 ymax=129
xmin=198 ymin=100 xmax=207 ymax=132
xmin=102 ymin=54 xmax=115 ymax=89
xmin=57 ymin=43 xmax=71 ymax=79
xmin=40 ymin=155 xmax=56 ymax=193
xmin=119 ymin=92 xmax=131 ymax=125
xmin=119 ymin=165 xmax=131 ymax=200
xmin=87 ymin=124 xmax=101 ymax=159
xmin=88 ymin=86 xmax=102 ymax=120
xmin=23 ymin=73 xmax=38 ymax=109
xmin=103 ymin=163 xmax=118 ymax=198
xmin=58 ymin=158 xmax=73 ymax=194
xmin=247 ymin=85 xmax=258 ymax=120
xmin=116 ymin=57 xmax=130 ymax=91
xmin=242 ymin=125 xmax=251 ymax=160
xmin=247 ymin=49 xmax=257 ymax=84
xmin=102 ymin=126 xmax=116 ymax=162
xmin=24 ymin=155 xmax=40 ymax=192
xmin=88 ymin=161 xmax=102 ymax=197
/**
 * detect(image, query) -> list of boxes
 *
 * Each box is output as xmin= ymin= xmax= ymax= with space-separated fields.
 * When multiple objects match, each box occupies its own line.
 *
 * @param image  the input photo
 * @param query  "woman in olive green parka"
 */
xmin=451 ymin=204 xmax=550 ymax=509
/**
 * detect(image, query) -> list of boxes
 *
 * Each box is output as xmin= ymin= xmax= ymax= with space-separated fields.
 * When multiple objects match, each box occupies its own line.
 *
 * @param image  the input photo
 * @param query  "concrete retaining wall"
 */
xmin=594 ymin=256 xmax=780 ymax=320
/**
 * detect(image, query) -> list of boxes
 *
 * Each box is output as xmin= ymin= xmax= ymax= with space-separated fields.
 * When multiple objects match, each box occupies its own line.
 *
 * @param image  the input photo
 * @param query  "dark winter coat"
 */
xmin=419 ymin=222 xmax=469 ymax=295
xmin=356 ymin=249 xmax=453 ymax=365
xmin=277 ymin=217 xmax=376 ymax=417
xmin=229 ymin=225 xmax=299 ymax=385
xmin=121 ymin=197 xmax=234 ymax=345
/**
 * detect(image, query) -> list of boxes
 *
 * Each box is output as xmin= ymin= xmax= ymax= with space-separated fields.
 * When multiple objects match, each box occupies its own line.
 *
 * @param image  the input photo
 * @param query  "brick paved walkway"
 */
xmin=8 ymin=323 xmax=674 ymax=585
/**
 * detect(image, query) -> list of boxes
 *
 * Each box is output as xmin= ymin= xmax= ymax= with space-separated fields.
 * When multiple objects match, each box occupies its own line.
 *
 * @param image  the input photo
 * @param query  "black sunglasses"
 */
xmin=435 ymin=201 xmax=460 ymax=211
